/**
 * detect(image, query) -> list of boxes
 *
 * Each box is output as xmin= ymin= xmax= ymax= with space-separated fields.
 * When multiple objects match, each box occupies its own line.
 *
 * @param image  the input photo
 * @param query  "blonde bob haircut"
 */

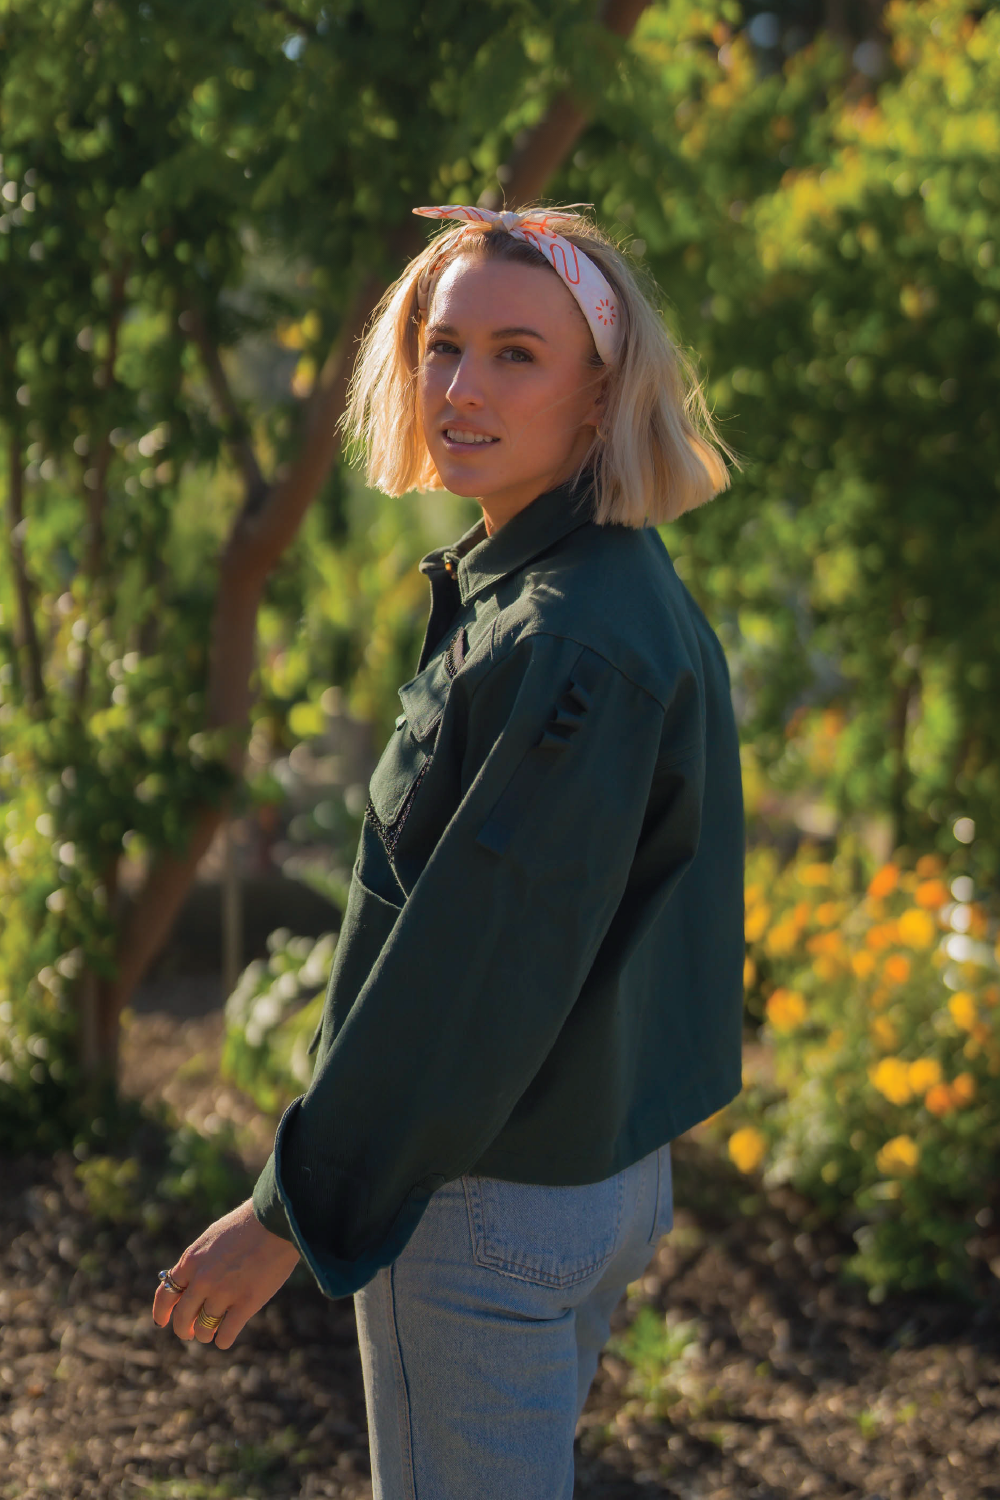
xmin=342 ymin=205 xmax=738 ymax=528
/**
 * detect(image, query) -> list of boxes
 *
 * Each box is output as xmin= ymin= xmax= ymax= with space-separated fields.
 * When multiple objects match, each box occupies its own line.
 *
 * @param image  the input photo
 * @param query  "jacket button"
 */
xmin=395 ymin=713 xmax=407 ymax=731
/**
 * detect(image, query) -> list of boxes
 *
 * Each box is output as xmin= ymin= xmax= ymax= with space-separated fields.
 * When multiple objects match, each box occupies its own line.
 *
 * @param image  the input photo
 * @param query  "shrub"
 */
xmin=723 ymin=843 xmax=1000 ymax=1296
xmin=221 ymin=928 xmax=337 ymax=1115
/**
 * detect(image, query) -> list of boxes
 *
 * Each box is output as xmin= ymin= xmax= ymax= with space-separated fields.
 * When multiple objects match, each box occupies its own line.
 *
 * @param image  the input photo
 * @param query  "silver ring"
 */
xmin=158 ymin=1268 xmax=185 ymax=1295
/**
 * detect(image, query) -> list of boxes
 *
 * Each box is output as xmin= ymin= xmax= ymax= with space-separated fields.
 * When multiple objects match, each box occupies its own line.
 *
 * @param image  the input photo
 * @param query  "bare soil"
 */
xmin=0 ymin=1008 xmax=997 ymax=1500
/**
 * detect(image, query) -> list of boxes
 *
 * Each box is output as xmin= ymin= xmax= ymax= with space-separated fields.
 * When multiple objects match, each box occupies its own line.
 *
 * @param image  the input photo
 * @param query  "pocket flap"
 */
xmin=397 ymin=650 xmax=452 ymax=743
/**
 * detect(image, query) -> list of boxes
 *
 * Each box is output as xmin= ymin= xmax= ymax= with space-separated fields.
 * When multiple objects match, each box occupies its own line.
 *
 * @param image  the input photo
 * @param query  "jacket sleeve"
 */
xmin=251 ymin=631 xmax=698 ymax=1297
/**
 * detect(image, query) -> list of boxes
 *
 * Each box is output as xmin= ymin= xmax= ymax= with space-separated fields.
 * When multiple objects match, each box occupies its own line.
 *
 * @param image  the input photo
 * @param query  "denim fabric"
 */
xmin=353 ymin=1142 xmax=673 ymax=1500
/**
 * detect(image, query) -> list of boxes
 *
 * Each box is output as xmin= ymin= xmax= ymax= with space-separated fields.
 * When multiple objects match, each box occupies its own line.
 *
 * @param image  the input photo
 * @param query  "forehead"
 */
xmin=428 ymin=253 xmax=590 ymax=342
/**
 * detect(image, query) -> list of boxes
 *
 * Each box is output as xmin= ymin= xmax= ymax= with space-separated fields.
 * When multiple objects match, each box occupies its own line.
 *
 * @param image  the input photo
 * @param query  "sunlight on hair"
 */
xmin=341 ymin=205 xmax=740 ymax=528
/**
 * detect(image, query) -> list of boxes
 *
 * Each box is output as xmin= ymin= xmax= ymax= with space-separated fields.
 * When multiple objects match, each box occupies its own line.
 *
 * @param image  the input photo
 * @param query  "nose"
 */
xmin=445 ymin=351 xmax=485 ymax=411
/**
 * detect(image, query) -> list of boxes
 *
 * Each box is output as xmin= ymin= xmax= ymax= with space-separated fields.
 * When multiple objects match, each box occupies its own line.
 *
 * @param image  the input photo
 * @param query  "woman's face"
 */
xmin=417 ymin=254 xmax=605 ymax=527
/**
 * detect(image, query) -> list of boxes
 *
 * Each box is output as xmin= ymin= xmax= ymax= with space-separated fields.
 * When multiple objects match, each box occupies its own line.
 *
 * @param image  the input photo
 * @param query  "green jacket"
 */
xmin=253 ymin=475 xmax=745 ymax=1298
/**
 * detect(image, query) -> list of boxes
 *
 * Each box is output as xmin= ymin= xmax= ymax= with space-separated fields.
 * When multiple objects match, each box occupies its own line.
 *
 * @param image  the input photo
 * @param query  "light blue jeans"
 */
xmin=353 ymin=1142 xmax=673 ymax=1500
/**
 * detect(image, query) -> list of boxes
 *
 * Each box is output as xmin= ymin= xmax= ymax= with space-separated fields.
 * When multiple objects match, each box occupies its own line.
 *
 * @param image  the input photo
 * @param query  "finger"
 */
xmin=151 ymin=1283 xmax=185 ymax=1327
xmin=168 ymin=1287 xmax=208 ymax=1342
xmin=192 ymin=1302 xmax=228 ymax=1345
xmin=214 ymin=1305 xmax=249 ymax=1352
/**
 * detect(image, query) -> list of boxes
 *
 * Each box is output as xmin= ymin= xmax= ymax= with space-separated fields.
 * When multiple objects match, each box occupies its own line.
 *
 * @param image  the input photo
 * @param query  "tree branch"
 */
xmin=184 ymin=308 xmax=268 ymax=512
xmin=480 ymin=0 xmax=651 ymax=209
xmin=74 ymin=267 xmax=127 ymax=707
xmin=5 ymin=423 xmax=46 ymax=711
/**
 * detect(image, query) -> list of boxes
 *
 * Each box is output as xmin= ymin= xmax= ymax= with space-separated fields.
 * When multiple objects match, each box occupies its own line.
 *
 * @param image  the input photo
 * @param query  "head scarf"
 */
xmin=412 ymin=205 xmax=622 ymax=367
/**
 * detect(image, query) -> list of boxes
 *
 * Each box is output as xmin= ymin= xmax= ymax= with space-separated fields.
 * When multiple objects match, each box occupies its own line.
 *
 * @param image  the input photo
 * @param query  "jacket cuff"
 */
xmin=251 ymin=1148 xmax=296 ymax=1243
xmin=250 ymin=1095 xmax=444 ymax=1301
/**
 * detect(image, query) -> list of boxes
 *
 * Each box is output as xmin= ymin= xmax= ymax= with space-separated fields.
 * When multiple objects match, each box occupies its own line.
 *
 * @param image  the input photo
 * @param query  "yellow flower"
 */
xmin=765 ymin=919 xmax=801 ymax=957
xmin=744 ymin=902 xmax=771 ymax=943
xmin=883 ymin=953 xmax=911 ymax=986
xmin=897 ymin=908 xmax=936 ymax=949
xmin=851 ymin=950 xmax=876 ymax=979
xmin=868 ymin=863 xmax=900 ymax=899
xmin=728 ymin=1126 xmax=768 ymax=1174
xmin=952 ymin=1072 xmax=976 ymax=1105
xmin=766 ymin=987 xmax=808 ymax=1031
xmin=800 ymin=862 xmax=832 ymax=886
xmin=915 ymin=879 xmax=949 ymax=910
xmin=812 ymin=954 xmax=840 ymax=982
xmin=948 ymin=991 xmax=977 ymax=1032
xmin=870 ymin=1016 xmax=899 ymax=1051
xmin=876 ymin=1134 xmax=920 ymax=1176
xmin=908 ymin=1057 xmax=942 ymax=1094
xmin=869 ymin=1057 xmax=913 ymax=1105
xmin=743 ymin=955 xmax=757 ymax=990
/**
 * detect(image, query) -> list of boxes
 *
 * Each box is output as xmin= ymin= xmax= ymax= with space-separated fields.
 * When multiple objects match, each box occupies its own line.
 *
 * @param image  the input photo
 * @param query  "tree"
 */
xmin=0 ymin=0 xmax=649 ymax=1119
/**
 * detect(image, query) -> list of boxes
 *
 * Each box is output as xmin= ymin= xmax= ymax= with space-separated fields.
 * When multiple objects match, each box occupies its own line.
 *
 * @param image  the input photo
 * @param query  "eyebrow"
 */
xmin=427 ymin=322 xmax=548 ymax=343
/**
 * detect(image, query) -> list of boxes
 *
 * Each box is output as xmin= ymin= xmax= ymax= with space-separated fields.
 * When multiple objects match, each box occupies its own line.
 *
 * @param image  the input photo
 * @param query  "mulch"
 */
xmin=1 ymin=1010 xmax=998 ymax=1500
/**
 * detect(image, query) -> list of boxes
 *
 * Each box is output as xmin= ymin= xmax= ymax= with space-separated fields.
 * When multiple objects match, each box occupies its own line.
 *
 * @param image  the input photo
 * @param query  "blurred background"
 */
xmin=2 ymin=2 xmax=1000 ymax=1494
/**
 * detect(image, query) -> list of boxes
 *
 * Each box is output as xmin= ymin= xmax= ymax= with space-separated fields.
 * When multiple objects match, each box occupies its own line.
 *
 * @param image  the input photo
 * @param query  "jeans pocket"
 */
xmin=463 ymin=1172 xmax=624 ymax=1289
xmin=646 ymin=1143 xmax=675 ymax=1246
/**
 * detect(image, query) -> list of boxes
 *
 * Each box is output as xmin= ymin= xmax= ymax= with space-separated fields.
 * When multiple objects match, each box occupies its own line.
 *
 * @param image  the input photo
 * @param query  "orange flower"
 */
xmin=908 ymin=1057 xmax=942 ymax=1094
xmin=869 ymin=1057 xmax=913 ymax=1105
xmin=866 ymin=921 xmax=899 ymax=951
xmin=765 ymin=920 xmax=801 ymax=957
xmin=808 ymin=930 xmax=845 ymax=957
xmin=915 ymin=879 xmax=949 ymax=910
xmin=851 ymin=951 xmax=876 ymax=979
xmin=897 ymin=908 xmax=936 ymax=949
xmin=883 ymin=954 xmax=911 ymax=985
xmin=814 ymin=901 xmax=843 ymax=926
xmin=915 ymin=853 xmax=944 ymax=877
xmin=766 ymin=987 xmax=808 ymax=1031
xmin=924 ymin=1082 xmax=955 ymax=1116
xmin=868 ymin=864 xmax=899 ymax=899
xmin=952 ymin=1072 xmax=976 ymax=1104
xmin=948 ymin=991 xmax=977 ymax=1031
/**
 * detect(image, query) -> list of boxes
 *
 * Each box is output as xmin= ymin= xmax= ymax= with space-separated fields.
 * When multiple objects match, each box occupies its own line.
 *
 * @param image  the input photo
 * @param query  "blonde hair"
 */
xmin=341 ymin=206 xmax=739 ymax=527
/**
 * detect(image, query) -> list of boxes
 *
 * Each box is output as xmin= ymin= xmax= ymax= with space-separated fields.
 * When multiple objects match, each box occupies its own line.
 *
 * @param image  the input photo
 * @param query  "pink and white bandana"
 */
xmin=412 ymin=205 xmax=621 ymax=367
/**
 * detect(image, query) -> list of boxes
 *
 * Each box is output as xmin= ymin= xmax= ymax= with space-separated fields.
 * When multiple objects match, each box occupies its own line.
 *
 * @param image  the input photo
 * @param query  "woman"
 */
xmin=153 ymin=205 xmax=746 ymax=1499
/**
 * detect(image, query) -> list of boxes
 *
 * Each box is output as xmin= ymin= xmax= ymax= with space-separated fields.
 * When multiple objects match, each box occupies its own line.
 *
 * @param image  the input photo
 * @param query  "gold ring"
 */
xmin=158 ymin=1268 xmax=185 ymax=1295
xmin=195 ymin=1305 xmax=225 ymax=1331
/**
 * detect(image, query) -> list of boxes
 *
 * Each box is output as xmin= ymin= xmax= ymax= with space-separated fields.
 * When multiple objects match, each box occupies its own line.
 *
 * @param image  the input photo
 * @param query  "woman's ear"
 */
xmin=583 ymin=370 xmax=608 ymax=429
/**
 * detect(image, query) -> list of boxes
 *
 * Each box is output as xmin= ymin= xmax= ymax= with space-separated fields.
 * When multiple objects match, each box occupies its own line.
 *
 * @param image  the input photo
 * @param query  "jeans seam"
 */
xmin=385 ymin=1260 xmax=418 ymax=1500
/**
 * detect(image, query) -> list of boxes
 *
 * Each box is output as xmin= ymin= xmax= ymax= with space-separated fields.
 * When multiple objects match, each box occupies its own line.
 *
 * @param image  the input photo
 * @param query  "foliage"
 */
xmin=718 ymin=836 xmax=1000 ymax=1296
xmin=605 ymin=1306 xmax=701 ymax=1409
xmin=221 ymin=926 xmax=337 ymax=1114
xmin=0 ymin=0 xmax=621 ymax=1125
xmin=567 ymin=0 xmax=1000 ymax=854
xmin=74 ymin=1119 xmax=250 ymax=1230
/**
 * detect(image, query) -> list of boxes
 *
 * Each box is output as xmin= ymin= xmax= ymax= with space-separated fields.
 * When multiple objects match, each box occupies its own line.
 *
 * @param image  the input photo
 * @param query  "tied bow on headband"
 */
xmin=412 ymin=205 xmax=621 ymax=367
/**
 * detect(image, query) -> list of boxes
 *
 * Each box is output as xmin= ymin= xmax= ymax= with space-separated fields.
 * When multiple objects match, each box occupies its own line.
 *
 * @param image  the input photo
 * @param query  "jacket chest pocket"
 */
xmin=366 ymin=650 xmax=453 ymax=857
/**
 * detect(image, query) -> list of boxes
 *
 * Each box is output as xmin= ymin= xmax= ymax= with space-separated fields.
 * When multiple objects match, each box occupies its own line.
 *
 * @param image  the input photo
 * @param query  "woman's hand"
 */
xmin=152 ymin=1198 xmax=301 ymax=1350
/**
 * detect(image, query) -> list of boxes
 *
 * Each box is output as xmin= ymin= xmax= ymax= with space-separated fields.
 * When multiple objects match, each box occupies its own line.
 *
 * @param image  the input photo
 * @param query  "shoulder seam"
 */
xmin=480 ymin=625 xmax=672 ymax=713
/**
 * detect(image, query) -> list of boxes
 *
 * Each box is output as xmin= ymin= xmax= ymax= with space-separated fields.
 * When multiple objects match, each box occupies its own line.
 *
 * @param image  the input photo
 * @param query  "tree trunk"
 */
xmin=97 ymin=0 xmax=652 ymax=1072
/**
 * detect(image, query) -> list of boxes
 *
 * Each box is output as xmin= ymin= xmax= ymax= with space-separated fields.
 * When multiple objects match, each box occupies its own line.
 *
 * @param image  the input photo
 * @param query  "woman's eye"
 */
xmin=427 ymin=340 xmax=459 ymax=356
xmin=500 ymin=347 xmax=533 ymax=363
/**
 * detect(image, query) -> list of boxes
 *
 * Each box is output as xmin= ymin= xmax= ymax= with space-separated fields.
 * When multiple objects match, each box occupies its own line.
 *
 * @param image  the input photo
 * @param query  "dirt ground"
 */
xmin=0 ymin=1007 xmax=998 ymax=1500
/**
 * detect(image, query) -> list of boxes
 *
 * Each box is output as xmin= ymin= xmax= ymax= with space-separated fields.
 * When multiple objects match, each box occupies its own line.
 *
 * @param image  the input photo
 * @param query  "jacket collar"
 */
xmin=418 ymin=473 xmax=595 ymax=606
